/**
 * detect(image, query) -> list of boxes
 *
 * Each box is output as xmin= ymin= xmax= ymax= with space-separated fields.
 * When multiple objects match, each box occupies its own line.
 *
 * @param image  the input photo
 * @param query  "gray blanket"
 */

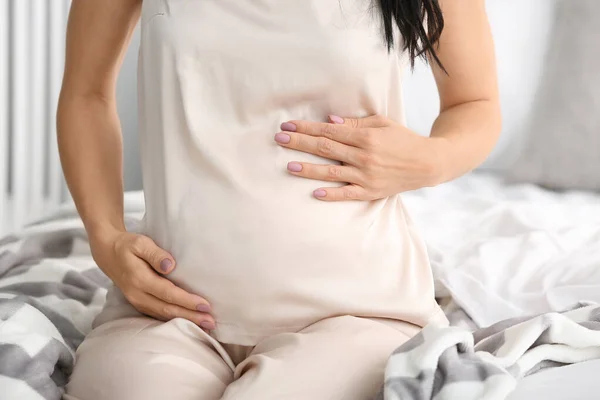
xmin=0 ymin=215 xmax=133 ymax=400
xmin=378 ymin=303 xmax=600 ymax=400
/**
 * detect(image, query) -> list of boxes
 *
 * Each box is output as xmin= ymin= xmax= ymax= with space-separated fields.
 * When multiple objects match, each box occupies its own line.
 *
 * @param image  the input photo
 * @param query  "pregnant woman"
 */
xmin=59 ymin=0 xmax=500 ymax=399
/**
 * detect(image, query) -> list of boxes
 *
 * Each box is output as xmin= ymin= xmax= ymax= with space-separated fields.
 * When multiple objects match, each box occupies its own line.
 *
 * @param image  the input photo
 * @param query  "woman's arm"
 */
xmin=429 ymin=0 xmax=502 ymax=183
xmin=57 ymin=0 xmax=138 ymax=240
xmin=57 ymin=0 xmax=214 ymax=328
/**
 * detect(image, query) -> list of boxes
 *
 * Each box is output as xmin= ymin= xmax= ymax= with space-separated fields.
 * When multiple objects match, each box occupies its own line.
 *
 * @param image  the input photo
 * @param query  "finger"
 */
xmin=146 ymin=275 xmax=212 ymax=313
xmin=136 ymin=293 xmax=216 ymax=330
xmin=328 ymin=114 xmax=389 ymax=129
xmin=274 ymin=133 xmax=360 ymax=165
xmin=130 ymin=235 xmax=176 ymax=275
xmin=280 ymin=120 xmax=364 ymax=147
xmin=286 ymin=162 xmax=363 ymax=185
xmin=312 ymin=185 xmax=368 ymax=202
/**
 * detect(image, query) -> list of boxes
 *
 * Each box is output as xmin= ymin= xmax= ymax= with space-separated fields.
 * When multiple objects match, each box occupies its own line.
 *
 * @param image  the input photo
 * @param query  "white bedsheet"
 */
xmin=508 ymin=359 xmax=600 ymax=400
xmin=403 ymin=172 xmax=600 ymax=328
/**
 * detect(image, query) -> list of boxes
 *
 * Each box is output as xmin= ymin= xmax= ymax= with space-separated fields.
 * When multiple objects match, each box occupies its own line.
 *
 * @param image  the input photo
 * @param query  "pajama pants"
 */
xmin=64 ymin=315 xmax=418 ymax=400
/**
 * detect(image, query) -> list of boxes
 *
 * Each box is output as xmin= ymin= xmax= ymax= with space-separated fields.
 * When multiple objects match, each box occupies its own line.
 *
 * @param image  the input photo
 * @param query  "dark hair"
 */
xmin=378 ymin=0 xmax=445 ymax=71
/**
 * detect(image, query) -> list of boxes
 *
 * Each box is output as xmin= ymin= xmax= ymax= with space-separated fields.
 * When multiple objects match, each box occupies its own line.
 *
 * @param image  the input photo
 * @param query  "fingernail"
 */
xmin=280 ymin=122 xmax=297 ymax=132
xmin=329 ymin=115 xmax=344 ymax=124
xmin=274 ymin=133 xmax=291 ymax=144
xmin=196 ymin=304 xmax=211 ymax=313
xmin=160 ymin=259 xmax=172 ymax=272
xmin=313 ymin=189 xmax=327 ymax=198
xmin=287 ymin=162 xmax=303 ymax=172
xmin=200 ymin=321 xmax=216 ymax=330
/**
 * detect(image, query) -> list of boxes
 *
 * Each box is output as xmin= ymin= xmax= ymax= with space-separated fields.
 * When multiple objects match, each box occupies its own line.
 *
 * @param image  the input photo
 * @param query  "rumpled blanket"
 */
xmin=378 ymin=303 xmax=600 ymax=400
xmin=0 ymin=212 xmax=142 ymax=400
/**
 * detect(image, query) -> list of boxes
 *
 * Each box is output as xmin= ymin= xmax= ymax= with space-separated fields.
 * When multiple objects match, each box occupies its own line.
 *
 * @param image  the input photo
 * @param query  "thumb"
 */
xmin=132 ymin=235 xmax=176 ymax=274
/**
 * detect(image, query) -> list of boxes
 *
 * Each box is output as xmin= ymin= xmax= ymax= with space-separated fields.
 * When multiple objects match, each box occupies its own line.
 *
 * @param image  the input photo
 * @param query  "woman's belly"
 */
xmin=140 ymin=145 xmax=440 ymax=344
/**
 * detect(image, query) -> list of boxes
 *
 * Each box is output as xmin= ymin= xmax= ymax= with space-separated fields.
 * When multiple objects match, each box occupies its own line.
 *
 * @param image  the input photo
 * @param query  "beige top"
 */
xmin=97 ymin=0 xmax=447 ymax=345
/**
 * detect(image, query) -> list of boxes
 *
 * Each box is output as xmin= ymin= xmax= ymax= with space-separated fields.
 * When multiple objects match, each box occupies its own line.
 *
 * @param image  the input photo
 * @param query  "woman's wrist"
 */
xmin=85 ymin=220 xmax=126 ymax=249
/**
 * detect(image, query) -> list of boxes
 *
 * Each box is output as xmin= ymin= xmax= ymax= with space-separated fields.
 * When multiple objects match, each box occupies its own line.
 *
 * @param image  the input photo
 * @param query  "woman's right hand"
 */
xmin=90 ymin=230 xmax=216 ymax=330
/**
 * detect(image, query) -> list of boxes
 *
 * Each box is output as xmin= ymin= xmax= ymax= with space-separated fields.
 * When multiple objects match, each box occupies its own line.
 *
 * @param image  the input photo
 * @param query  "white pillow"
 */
xmin=506 ymin=0 xmax=600 ymax=191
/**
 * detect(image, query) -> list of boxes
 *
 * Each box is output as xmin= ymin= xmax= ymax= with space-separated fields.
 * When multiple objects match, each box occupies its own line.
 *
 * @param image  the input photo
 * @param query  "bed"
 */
xmin=1 ymin=172 xmax=599 ymax=400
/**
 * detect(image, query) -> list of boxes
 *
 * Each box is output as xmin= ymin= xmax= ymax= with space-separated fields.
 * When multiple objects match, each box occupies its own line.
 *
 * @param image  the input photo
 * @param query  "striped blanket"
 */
xmin=0 ymin=203 xmax=142 ymax=400
xmin=378 ymin=303 xmax=600 ymax=400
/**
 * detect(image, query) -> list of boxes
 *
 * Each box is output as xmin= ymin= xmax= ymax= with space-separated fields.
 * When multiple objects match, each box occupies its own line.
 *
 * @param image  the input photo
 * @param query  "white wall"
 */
xmin=118 ymin=0 xmax=557 ymax=189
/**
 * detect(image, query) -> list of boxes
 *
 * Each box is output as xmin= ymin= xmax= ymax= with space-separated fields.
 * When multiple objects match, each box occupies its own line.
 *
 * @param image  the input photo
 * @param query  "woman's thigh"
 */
xmin=221 ymin=315 xmax=418 ymax=400
xmin=64 ymin=317 xmax=234 ymax=400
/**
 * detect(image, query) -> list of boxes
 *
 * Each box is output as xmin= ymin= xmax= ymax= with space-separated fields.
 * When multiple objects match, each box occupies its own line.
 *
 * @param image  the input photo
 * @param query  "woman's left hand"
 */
xmin=274 ymin=114 xmax=448 ymax=201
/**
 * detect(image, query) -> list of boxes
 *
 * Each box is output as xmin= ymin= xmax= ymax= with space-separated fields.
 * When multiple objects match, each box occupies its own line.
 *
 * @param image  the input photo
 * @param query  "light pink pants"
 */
xmin=64 ymin=315 xmax=418 ymax=400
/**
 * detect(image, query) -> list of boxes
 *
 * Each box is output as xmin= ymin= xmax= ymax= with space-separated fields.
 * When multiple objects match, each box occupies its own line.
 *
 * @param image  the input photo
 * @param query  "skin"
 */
xmin=58 ymin=0 xmax=499 ymax=326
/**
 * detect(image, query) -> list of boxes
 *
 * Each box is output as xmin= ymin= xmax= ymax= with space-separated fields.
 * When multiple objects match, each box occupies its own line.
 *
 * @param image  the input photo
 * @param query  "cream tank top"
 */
xmin=98 ymin=0 xmax=447 ymax=345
